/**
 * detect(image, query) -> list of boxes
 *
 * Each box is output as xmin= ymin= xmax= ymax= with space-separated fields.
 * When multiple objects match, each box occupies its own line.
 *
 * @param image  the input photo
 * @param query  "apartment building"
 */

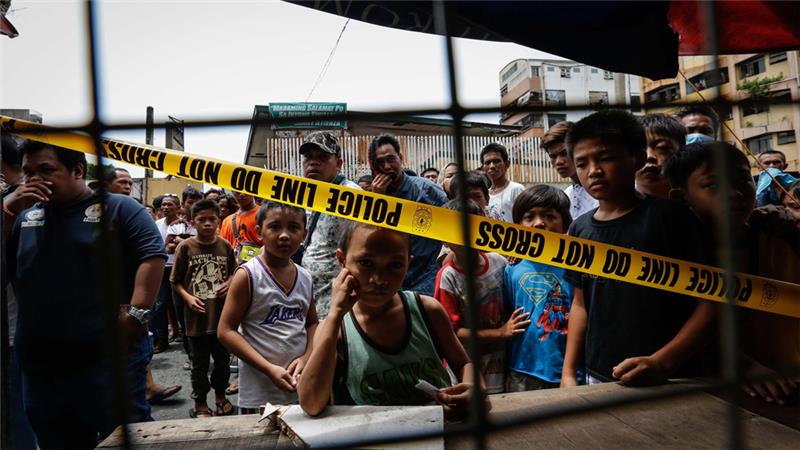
xmin=641 ymin=51 xmax=800 ymax=170
xmin=498 ymin=58 xmax=641 ymax=139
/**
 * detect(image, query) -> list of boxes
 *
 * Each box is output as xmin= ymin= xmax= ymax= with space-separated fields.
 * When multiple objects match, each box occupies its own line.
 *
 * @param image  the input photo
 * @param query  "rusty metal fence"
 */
xmin=262 ymin=135 xmax=559 ymax=184
xmin=2 ymin=1 xmax=800 ymax=449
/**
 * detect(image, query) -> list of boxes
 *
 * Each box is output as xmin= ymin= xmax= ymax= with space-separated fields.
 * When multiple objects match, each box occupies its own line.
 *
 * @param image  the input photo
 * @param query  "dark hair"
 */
xmin=638 ymin=113 xmax=686 ymax=146
xmin=337 ymin=220 xmax=410 ymax=256
xmin=480 ymin=142 xmax=509 ymax=164
xmin=204 ymin=188 xmax=224 ymax=199
xmin=664 ymin=141 xmax=750 ymax=189
xmin=357 ymin=174 xmax=373 ymax=184
xmin=255 ymin=201 xmax=306 ymax=227
xmin=218 ymin=193 xmax=238 ymax=207
xmin=450 ymin=170 xmax=490 ymax=202
xmin=152 ymin=194 xmax=165 ymax=209
xmin=566 ymin=110 xmax=646 ymax=159
xmin=421 ymin=167 xmax=439 ymax=177
xmin=161 ymin=194 xmax=180 ymax=205
xmin=541 ymin=121 xmax=574 ymax=152
xmin=368 ymin=134 xmax=402 ymax=164
xmin=19 ymin=140 xmax=87 ymax=179
xmin=442 ymin=198 xmax=484 ymax=216
xmin=1 ymin=134 xmax=22 ymax=169
xmin=675 ymin=105 xmax=720 ymax=135
xmin=101 ymin=165 xmax=119 ymax=184
xmin=182 ymin=186 xmax=203 ymax=202
xmin=758 ymin=150 xmax=786 ymax=164
xmin=512 ymin=184 xmax=572 ymax=228
xmin=191 ymin=198 xmax=221 ymax=219
xmin=403 ymin=169 xmax=418 ymax=177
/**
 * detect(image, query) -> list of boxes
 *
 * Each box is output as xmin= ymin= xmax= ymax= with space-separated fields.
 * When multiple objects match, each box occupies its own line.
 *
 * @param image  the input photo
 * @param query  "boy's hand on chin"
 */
xmin=330 ymin=268 xmax=358 ymax=316
xmin=612 ymin=356 xmax=667 ymax=386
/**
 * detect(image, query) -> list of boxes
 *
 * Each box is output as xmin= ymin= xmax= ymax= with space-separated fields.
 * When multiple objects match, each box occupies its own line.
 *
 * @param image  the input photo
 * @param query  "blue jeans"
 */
xmin=150 ymin=267 xmax=173 ymax=343
xmin=22 ymin=335 xmax=153 ymax=449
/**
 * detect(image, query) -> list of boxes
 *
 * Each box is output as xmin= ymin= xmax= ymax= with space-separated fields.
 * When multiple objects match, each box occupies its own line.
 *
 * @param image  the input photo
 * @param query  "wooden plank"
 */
xmin=98 ymin=415 xmax=280 ymax=448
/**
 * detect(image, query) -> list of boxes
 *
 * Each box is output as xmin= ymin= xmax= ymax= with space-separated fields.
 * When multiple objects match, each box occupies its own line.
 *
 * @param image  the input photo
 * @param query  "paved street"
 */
xmin=148 ymin=341 xmax=240 ymax=421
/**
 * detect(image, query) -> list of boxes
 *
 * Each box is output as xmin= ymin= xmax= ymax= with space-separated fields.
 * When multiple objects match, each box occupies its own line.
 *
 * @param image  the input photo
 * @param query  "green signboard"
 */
xmin=268 ymin=102 xmax=347 ymax=129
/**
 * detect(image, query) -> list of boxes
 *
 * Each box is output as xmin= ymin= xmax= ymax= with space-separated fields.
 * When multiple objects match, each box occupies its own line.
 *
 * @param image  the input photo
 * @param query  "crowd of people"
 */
xmin=2 ymin=106 xmax=799 ymax=449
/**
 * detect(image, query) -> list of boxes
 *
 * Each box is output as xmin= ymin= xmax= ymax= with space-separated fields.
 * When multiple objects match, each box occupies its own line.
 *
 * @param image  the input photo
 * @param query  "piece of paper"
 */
xmin=414 ymin=379 xmax=440 ymax=399
xmin=258 ymin=402 xmax=280 ymax=423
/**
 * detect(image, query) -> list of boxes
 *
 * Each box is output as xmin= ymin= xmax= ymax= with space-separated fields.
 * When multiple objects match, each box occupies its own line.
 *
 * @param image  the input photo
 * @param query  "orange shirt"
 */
xmin=220 ymin=207 xmax=263 ymax=248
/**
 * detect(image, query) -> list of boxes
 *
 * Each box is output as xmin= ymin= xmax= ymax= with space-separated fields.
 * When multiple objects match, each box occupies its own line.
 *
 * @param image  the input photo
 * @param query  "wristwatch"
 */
xmin=127 ymin=305 xmax=153 ymax=325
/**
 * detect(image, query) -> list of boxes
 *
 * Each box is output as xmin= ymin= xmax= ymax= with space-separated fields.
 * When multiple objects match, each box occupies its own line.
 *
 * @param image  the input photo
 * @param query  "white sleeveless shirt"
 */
xmin=238 ymin=256 xmax=312 ymax=408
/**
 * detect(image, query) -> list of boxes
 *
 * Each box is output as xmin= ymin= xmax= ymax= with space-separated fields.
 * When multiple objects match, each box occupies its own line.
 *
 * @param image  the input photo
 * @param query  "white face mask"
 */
xmin=685 ymin=133 xmax=714 ymax=145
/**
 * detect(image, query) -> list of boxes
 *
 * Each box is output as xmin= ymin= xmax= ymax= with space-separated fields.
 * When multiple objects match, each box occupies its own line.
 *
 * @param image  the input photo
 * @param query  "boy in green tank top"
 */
xmin=299 ymin=222 xmax=482 ymax=420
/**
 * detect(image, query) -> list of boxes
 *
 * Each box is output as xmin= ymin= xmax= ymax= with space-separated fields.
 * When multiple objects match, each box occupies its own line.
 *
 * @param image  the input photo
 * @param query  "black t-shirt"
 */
xmin=7 ymin=193 xmax=167 ymax=372
xmin=564 ymin=196 xmax=710 ymax=381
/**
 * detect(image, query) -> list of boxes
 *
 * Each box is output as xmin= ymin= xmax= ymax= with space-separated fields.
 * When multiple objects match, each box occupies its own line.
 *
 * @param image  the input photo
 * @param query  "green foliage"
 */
xmin=737 ymin=73 xmax=783 ymax=99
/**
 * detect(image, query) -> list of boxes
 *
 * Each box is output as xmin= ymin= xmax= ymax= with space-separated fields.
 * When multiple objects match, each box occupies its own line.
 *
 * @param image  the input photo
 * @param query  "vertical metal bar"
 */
xmin=85 ymin=1 xmax=132 ymax=448
xmin=700 ymin=2 xmax=743 ymax=449
xmin=433 ymin=2 xmax=486 ymax=449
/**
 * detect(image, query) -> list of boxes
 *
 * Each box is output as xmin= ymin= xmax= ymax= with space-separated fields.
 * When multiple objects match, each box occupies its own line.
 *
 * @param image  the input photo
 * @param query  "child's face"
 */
xmin=636 ymin=131 xmax=681 ymax=193
xmin=467 ymin=186 xmax=489 ymax=208
xmin=782 ymin=191 xmax=800 ymax=222
xmin=193 ymin=209 xmax=220 ymax=239
xmin=519 ymin=207 xmax=567 ymax=233
xmin=256 ymin=208 xmax=307 ymax=260
xmin=336 ymin=227 xmax=410 ymax=305
xmin=572 ymin=138 xmax=644 ymax=202
xmin=682 ymin=161 xmax=756 ymax=226
xmin=183 ymin=197 xmax=199 ymax=216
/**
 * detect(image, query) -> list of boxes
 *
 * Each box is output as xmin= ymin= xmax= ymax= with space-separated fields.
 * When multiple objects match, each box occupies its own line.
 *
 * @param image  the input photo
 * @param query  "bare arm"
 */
xmin=612 ymin=300 xmax=718 ymax=385
xmin=299 ymin=269 xmax=357 ymax=416
xmin=287 ymin=300 xmax=320 ymax=378
xmin=561 ymin=287 xmax=586 ymax=387
xmin=217 ymin=268 xmax=296 ymax=392
xmin=129 ymin=257 xmax=164 ymax=310
xmin=454 ymin=307 xmax=530 ymax=343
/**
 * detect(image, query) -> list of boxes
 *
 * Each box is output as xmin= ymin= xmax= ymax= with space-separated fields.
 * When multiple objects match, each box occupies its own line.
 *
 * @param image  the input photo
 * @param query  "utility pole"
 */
xmin=144 ymin=106 xmax=154 ymax=201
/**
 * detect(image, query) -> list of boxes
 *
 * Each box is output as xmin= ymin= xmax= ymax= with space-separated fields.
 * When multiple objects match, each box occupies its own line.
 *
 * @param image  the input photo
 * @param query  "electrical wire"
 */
xmin=305 ymin=18 xmax=350 ymax=102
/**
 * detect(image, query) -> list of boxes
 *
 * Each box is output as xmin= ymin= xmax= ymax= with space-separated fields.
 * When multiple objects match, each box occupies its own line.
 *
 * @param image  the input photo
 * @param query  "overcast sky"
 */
xmin=1 ymin=0 xmax=563 ymax=175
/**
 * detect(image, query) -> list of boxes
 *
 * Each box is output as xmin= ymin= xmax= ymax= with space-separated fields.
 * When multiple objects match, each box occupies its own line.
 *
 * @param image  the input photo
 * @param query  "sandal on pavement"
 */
xmin=215 ymin=399 xmax=235 ymax=416
xmin=189 ymin=408 xmax=213 ymax=419
xmin=147 ymin=385 xmax=182 ymax=404
xmin=182 ymin=362 xmax=192 ymax=371
xmin=225 ymin=383 xmax=239 ymax=395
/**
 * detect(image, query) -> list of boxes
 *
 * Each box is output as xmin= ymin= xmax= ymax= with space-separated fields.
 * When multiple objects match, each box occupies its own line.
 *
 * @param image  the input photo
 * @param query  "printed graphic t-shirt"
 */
xmin=488 ymin=181 xmax=525 ymax=223
xmin=170 ymin=237 xmax=237 ymax=336
xmin=505 ymin=259 xmax=573 ymax=384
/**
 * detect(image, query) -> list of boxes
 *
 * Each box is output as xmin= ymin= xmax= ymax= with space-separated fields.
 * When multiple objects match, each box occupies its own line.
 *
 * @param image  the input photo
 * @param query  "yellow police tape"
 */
xmin=2 ymin=115 xmax=799 ymax=319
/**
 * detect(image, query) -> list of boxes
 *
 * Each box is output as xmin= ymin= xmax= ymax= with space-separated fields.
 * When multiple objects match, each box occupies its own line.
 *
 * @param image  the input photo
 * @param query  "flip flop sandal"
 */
xmin=148 ymin=385 xmax=182 ymax=404
xmin=225 ymin=384 xmax=239 ymax=395
xmin=190 ymin=408 xmax=213 ymax=419
xmin=214 ymin=399 xmax=235 ymax=416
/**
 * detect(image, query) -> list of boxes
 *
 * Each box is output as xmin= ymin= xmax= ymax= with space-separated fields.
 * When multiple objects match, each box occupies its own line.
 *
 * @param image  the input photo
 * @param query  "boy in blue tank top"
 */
xmin=299 ymin=222 xmax=482 ymax=420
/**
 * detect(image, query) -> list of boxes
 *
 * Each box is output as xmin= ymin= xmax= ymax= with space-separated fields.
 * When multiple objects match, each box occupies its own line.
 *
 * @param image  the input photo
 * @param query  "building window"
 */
xmin=745 ymin=134 xmax=773 ymax=153
xmin=738 ymin=56 xmax=766 ymax=78
xmin=544 ymin=90 xmax=566 ymax=107
xmin=645 ymin=83 xmax=680 ymax=104
xmin=547 ymin=66 xmax=555 ymax=72
xmin=517 ymin=113 xmax=544 ymax=130
xmin=530 ymin=66 xmax=540 ymax=77
xmin=777 ymin=131 xmax=796 ymax=145
xmin=591 ymin=68 xmax=599 ymax=74
xmin=501 ymin=62 xmax=519 ymax=82
xmin=686 ymin=68 xmax=729 ymax=93
xmin=741 ymin=101 xmax=769 ymax=116
xmin=630 ymin=95 xmax=641 ymax=112
xmin=500 ymin=84 xmax=508 ymax=97
xmin=769 ymin=51 xmax=787 ymax=64
xmin=589 ymin=91 xmax=609 ymax=105
xmin=573 ymin=67 xmax=581 ymax=73
xmin=547 ymin=113 xmax=567 ymax=128
xmin=560 ymin=67 xmax=571 ymax=78
xmin=603 ymin=70 xmax=614 ymax=80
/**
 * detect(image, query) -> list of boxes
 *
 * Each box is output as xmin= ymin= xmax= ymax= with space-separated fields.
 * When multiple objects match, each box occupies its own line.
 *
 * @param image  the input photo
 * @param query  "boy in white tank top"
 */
xmin=218 ymin=201 xmax=318 ymax=412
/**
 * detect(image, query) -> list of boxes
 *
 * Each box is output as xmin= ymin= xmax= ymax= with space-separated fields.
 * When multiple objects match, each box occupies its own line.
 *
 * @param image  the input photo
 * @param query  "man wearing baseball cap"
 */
xmin=297 ymin=131 xmax=361 ymax=319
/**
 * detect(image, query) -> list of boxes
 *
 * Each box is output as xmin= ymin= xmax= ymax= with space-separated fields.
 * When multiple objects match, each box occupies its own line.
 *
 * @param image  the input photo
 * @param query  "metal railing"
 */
xmin=2 ymin=1 xmax=800 ymax=449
